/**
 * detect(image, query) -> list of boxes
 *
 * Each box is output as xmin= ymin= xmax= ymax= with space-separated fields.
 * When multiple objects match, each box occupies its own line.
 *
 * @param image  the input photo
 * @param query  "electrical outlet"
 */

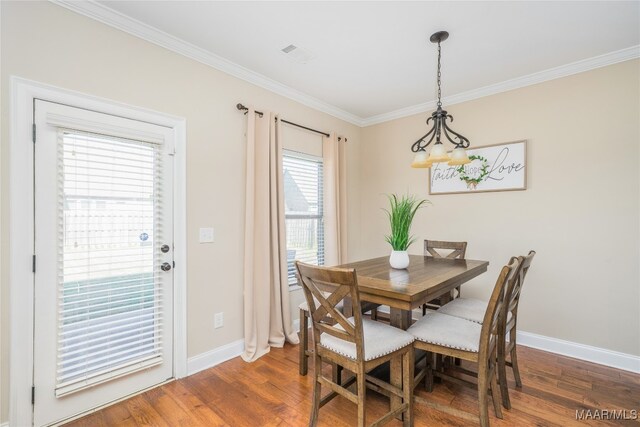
xmin=214 ymin=312 xmax=224 ymax=329
xmin=199 ymin=227 xmax=214 ymax=243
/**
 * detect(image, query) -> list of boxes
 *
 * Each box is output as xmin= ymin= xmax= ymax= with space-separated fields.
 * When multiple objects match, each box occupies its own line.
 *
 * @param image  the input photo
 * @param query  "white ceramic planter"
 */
xmin=389 ymin=250 xmax=410 ymax=269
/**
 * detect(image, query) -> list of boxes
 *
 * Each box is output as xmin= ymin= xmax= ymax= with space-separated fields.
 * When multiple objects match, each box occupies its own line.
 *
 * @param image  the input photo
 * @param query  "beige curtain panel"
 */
xmin=242 ymin=108 xmax=299 ymax=363
xmin=323 ymin=132 xmax=348 ymax=265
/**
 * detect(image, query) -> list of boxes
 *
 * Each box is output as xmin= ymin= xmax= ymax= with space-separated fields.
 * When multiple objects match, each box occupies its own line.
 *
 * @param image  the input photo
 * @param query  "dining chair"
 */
xmin=299 ymin=298 xmax=378 ymax=376
xmin=408 ymin=257 xmax=520 ymax=427
xmin=437 ymin=250 xmax=535 ymax=409
xmin=422 ymin=240 xmax=468 ymax=314
xmin=296 ymin=261 xmax=415 ymax=427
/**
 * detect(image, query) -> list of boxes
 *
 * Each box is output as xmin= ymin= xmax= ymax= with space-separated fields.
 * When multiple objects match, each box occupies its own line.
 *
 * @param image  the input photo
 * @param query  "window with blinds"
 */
xmin=56 ymin=130 xmax=164 ymax=396
xmin=283 ymin=151 xmax=324 ymax=285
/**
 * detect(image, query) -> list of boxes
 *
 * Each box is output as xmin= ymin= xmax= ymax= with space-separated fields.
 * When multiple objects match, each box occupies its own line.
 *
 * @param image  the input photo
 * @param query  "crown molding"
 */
xmin=361 ymin=44 xmax=640 ymax=126
xmin=50 ymin=1 xmax=638 ymax=129
xmin=50 ymin=0 xmax=366 ymax=126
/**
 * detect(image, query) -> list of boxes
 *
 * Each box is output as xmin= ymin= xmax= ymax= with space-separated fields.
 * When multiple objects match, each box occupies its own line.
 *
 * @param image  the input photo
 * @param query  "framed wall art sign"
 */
xmin=429 ymin=140 xmax=527 ymax=195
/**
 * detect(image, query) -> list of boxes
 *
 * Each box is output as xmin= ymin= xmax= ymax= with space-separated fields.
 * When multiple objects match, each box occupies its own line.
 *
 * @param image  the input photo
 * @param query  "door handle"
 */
xmin=161 ymin=262 xmax=172 ymax=272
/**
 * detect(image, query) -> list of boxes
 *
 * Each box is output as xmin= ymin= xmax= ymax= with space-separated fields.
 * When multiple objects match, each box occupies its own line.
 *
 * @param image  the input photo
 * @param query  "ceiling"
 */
xmin=87 ymin=1 xmax=639 ymax=123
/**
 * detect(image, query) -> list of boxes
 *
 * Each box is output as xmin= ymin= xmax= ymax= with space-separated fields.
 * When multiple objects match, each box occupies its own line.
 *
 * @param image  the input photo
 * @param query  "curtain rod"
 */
xmin=236 ymin=103 xmax=332 ymax=138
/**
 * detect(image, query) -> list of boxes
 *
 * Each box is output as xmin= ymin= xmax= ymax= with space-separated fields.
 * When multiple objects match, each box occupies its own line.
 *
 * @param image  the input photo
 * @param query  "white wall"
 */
xmin=356 ymin=60 xmax=640 ymax=357
xmin=0 ymin=2 xmax=362 ymax=422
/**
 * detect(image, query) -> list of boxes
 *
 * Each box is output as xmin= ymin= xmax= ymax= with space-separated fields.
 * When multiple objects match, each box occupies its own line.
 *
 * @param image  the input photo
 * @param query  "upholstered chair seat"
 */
xmin=438 ymin=298 xmax=512 ymax=325
xmin=321 ymin=317 xmax=414 ymax=361
xmin=408 ymin=312 xmax=481 ymax=352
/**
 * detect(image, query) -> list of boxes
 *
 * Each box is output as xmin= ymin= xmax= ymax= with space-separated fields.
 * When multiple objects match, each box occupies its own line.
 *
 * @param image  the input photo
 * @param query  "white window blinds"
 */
xmin=56 ymin=130 xmax=164 ymax=396
xmin=283 ymin=152 xmax=324 ymax=285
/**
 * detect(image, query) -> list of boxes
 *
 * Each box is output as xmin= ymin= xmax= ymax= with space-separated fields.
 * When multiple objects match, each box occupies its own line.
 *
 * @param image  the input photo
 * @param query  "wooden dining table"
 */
xmin=337 ymin=255 xmax=490 ymax=330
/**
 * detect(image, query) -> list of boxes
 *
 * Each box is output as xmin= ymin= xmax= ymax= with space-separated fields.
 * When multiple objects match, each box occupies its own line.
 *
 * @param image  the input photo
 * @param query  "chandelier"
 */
xmin=411 ymin=31 xmax=471 ymax=168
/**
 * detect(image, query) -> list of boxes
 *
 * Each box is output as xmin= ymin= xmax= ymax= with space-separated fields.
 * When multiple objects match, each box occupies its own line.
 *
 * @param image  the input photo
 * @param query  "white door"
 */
xmin=32 ymin=100 xmax=174 ymax=426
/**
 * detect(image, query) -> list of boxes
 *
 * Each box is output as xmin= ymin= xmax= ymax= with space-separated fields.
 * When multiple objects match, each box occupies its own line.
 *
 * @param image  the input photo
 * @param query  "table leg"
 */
xmin=439 ymin=291 xmax=453 ymax=305
xmin=389 ymin=307 xmax=412 ymax=330
xmin=342 ymin=296 xmax=353 ymax=318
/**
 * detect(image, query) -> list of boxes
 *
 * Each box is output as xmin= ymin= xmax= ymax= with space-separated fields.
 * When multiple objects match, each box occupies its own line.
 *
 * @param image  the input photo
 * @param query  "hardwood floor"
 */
xmin=65 ymin=344 xmax=640 ymax=426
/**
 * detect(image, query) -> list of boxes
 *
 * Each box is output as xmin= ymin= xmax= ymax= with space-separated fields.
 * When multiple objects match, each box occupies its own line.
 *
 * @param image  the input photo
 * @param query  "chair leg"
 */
xmin=422 ymin=304 xmax=427 ymax=316
xmin=510 ymin=329 xmax=522 ymax=388
xmin=299 ymin=308 xmax=309 ymax=376
xmin=489 ymin=361 xmax=503 ymax=420
xmin=425 ymin=352 xmax=434 ymax=392
xmin=331 ymin=363 xmax=343 ymax=386
xmin=309 ymin=354 xmax=322 ymax=426
xmin=435 ymin=354 xmax=443 ymax=383
xmin=357 ymin=368 xmax=366 ymax=427
xmin=402 ymin=350 xmax=414 ymax=427
xmin=497 ymin=330 xmax=511 ymax=409
xmin=478 ymin=369 xmax=490 ymax=427
xmin=371 ymin=308 xmax=378 ymax=321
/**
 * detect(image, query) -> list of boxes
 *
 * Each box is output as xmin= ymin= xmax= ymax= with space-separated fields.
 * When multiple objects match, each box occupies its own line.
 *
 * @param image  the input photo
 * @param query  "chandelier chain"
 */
xmin=437 ymin=41 xmax=442 ymax=108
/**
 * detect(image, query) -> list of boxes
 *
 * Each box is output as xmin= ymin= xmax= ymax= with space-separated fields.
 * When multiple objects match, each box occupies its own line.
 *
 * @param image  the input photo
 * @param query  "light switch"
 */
xmin=199 ymin=227 xmax=214 ymax=243
xmin=214 ymin=312 xmax=224 ymax=329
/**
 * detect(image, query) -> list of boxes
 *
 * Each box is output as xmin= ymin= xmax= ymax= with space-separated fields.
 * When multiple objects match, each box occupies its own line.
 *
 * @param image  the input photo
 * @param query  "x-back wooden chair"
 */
xmin=422 ymin=240 xmax=468 ymax=314
xmin=296 ymin=261 xmax=415 ymax=427
xmin=437 ymin=251 xmax=536 ymax=409
xmin=496 ymin=250 xmax=536 ymax=408
xmin=408 ymin=257 xmax=520 ymax=427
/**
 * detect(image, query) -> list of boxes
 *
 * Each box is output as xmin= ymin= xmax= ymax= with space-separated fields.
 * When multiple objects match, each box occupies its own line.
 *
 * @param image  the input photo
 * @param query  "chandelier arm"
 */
xmin=411 ymin=133 xmax=429 ymax=153
xmin=442 ymin=120 xmax=470 ymax=148
xmin=440 ymin=123 xmax=457 ymax=146
xmin=425 ymin=127 xmax=438 ymax=145
xmin=411 ymin=121 xmax=439 ymax=151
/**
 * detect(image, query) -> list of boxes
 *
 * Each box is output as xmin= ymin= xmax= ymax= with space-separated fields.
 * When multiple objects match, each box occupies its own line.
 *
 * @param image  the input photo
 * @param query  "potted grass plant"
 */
xmin=384 ymin=194 xmax=428 ymax=269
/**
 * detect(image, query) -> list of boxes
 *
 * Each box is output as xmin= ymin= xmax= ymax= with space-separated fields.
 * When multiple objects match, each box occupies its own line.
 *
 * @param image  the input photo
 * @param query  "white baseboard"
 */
xmin=295 ymin=305 xmax=640 ymax=374
xmin=516 ymin=331 xmax=640 ymax=374
xmin=377 ymin=306 xmax=640 ymax=373
xmin=187 ymin=339 xmax=244 ymax=376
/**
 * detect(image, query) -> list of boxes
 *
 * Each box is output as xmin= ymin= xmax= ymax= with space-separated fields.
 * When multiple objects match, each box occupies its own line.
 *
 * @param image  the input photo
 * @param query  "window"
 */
xmin=283 ymin=151 xmax=324 ymax=285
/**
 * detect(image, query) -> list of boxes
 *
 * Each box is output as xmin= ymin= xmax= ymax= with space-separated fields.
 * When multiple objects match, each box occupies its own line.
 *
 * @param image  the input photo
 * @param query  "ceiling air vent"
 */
xmin=281 ymin=44 xmax=297 ymax=53
xmin=280 ymin=44 xmax=316 ymax=64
